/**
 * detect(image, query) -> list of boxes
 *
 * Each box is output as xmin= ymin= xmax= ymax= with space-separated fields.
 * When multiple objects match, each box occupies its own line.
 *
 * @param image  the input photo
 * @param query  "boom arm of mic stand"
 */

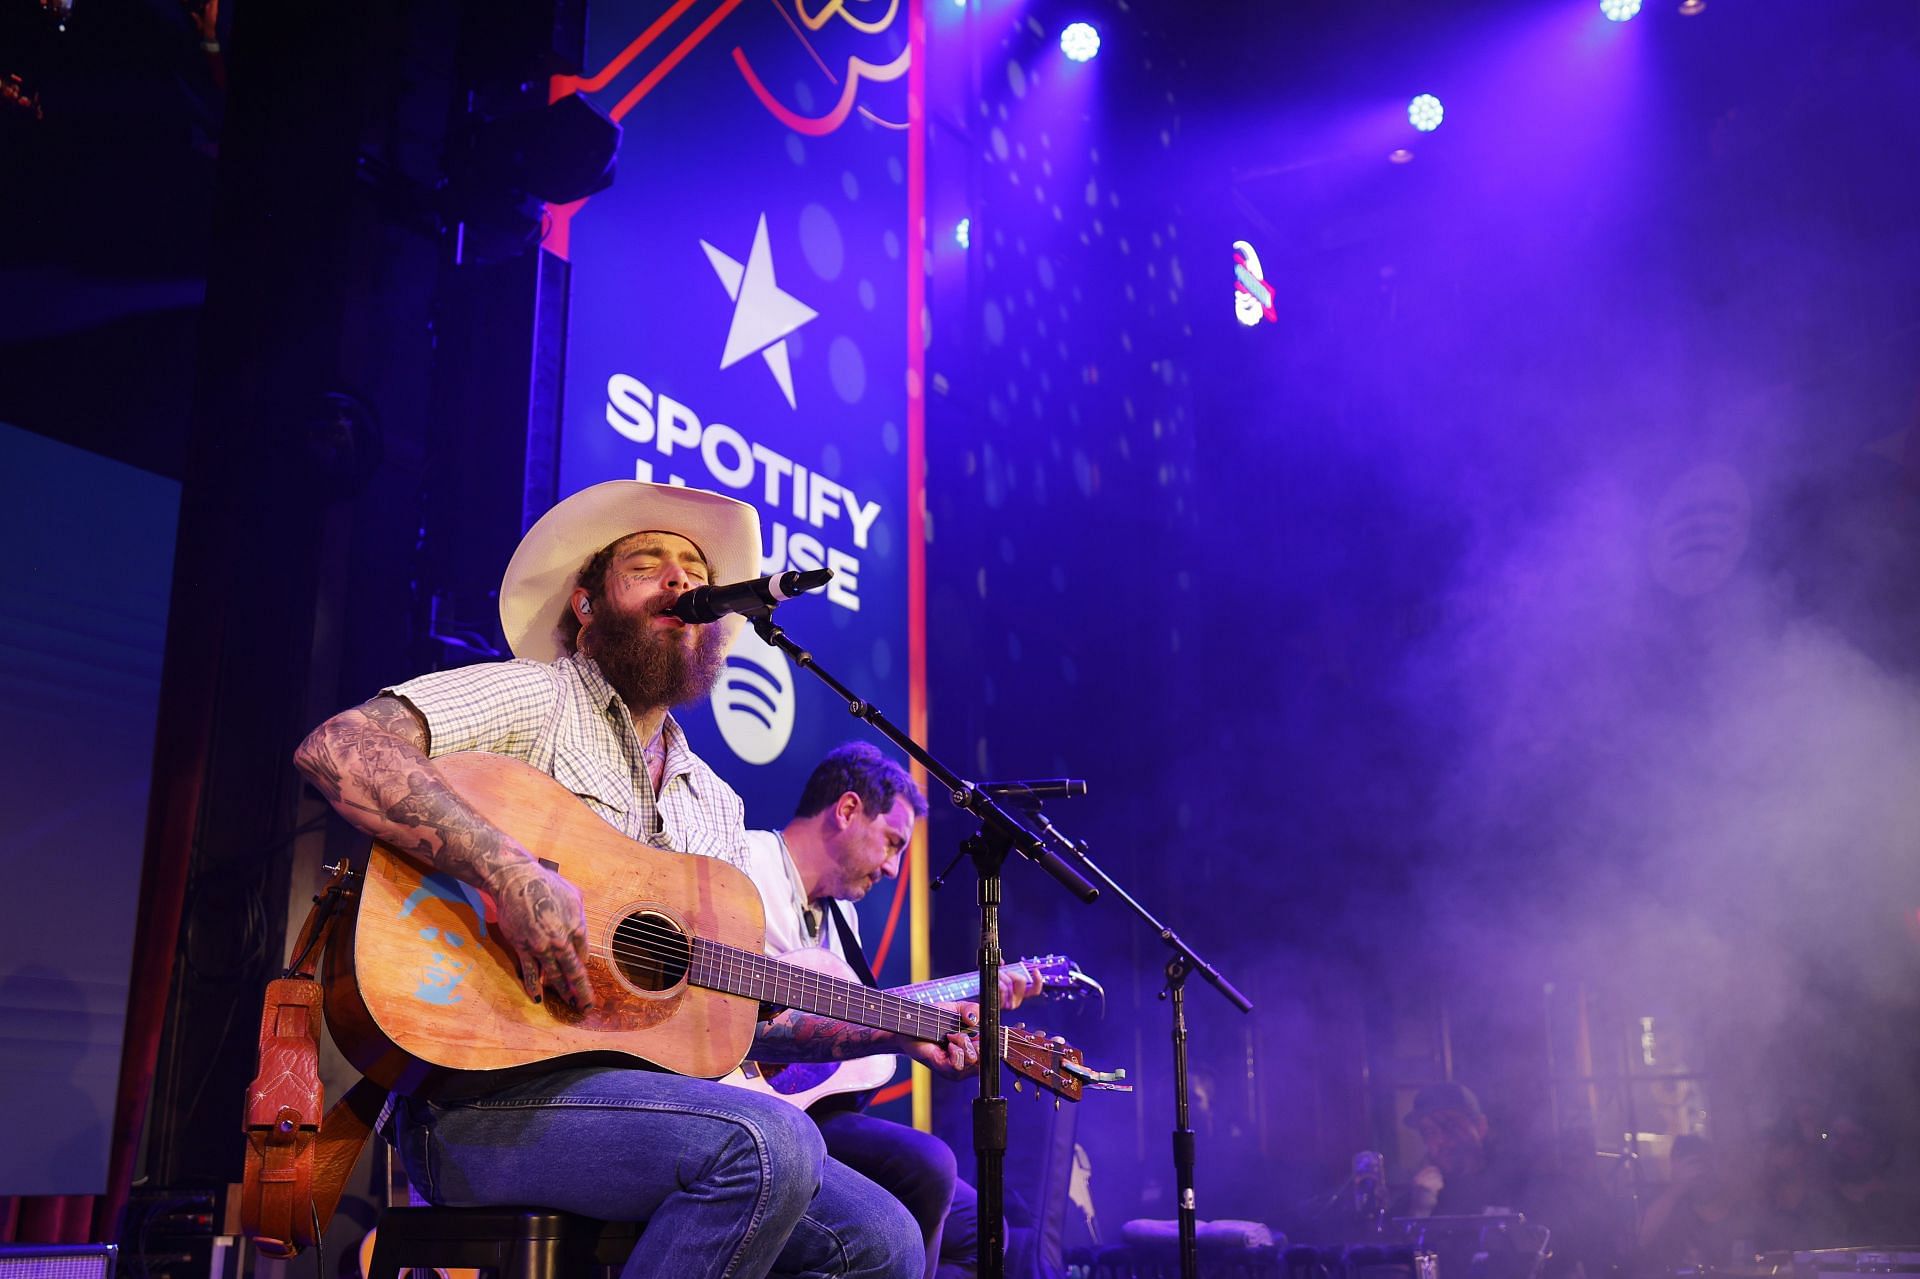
xmin=953 ymin=787 xmax=1099 ymax=903
xmin=1051 ymin=829 xmax=1252 ymax=1014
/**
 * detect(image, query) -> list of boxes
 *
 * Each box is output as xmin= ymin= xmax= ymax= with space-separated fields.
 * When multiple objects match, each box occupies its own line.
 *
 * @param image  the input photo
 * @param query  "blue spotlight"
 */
xmin=955 ymin=217 xmax=971 ymax=249
xmin=1601 ymin=0 xmax=1643 ymax=20
xmin=1060 ymin=22 xmax=1100 ymax=62
xmin=1408 ymin=94 xmax=1445 ymax=133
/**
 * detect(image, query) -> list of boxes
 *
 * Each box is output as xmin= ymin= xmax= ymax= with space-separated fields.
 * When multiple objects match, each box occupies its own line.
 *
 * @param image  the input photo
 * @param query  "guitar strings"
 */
xmin=536 ymin=923 xmax=963 ymax=1041
xmin=558 ymin=903 xmax=1046 ymax=1004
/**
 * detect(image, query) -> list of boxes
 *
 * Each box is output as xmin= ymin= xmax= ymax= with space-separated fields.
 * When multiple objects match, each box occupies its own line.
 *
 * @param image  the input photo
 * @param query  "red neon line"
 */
xmin=611 ymin=0 xmax=751 ymax=121
xmin=905 ymin=0 xmax=928 ymax=985
xmin=906 ymin=2 xmax=927 ymax=789
xmin=734 ymin=44 xmax=908 ymax=136
xmin=552 ymin=0 xmax=703 ymax=101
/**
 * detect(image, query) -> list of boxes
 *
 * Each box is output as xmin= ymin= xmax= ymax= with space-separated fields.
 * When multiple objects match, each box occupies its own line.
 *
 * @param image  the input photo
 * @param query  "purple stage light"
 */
xmin=1601 ymin=0 xmax=1643 ymax=21
xmin=955 ymin=217 xmax=971 ymax=249
xmin=1408 ymin=94 xmax=1445 ymax=133
xmin=1060 ymin=22 xmax=1100 ymax=63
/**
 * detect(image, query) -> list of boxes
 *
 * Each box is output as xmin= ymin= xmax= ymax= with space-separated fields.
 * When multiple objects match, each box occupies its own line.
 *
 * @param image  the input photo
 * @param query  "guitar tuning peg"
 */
xmin=1048 ymin=1035 xmax=1067 ymax=1046
xmin=1013 ymin=1079 xmax=1023 ymax=1093
xmin=1054 ymin=1097 xmax=1062 ymax=1111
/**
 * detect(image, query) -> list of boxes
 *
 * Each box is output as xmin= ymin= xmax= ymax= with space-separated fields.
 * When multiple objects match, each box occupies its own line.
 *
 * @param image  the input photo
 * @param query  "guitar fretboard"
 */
xmin=891 ymin=960 xmax=1048 ymax=1006
xmin=689 ymin=939 xmax=962 ymax=1043
xmin=894 ymin=975 xmax=982 ymax=1004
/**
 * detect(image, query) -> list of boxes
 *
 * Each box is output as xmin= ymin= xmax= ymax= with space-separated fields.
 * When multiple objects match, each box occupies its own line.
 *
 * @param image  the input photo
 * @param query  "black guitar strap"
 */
xmin=824 ymin=900 xmax=879 ymax=987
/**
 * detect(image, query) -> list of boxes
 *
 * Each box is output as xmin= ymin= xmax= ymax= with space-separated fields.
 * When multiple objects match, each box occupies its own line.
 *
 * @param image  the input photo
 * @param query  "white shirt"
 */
xmin=740 ymin=828 xmax=864 ymax=961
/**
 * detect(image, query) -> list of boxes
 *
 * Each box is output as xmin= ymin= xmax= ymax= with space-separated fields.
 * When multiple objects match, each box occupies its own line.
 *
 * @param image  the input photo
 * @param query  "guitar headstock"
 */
xmin=1002 ymin=1026 xmax=1131 ymax=1102
xmin=1015 ymin=955 xmax=1104 ymax=1004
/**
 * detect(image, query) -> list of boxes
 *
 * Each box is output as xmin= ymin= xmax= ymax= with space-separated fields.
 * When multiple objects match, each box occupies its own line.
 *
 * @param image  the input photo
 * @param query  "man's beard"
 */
xmin=583 ymin=599 xmax=728 ymax=712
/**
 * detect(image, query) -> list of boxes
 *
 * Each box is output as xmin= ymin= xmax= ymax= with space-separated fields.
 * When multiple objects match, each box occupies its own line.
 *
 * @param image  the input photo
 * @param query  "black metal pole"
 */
xmin=971 ymin=834 xmax=1009 ymax=1279
xmin=1166 ymin=956 xmax=1198 ymax=1279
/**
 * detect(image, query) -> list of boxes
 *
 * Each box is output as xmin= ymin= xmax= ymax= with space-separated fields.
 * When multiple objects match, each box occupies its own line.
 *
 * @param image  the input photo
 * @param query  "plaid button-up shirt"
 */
xmin=385 ymin=651 xmax=751 ymax=870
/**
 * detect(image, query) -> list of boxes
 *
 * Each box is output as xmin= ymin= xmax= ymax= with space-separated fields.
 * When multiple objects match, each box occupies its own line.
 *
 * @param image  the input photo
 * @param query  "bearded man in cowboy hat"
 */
xmin=294 ymin=480 xmax=978 ymax=1279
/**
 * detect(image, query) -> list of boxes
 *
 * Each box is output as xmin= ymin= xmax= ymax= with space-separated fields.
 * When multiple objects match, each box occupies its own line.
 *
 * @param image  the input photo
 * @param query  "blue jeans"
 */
xmin=393 ymin=1068 xmax=923 ymax=1279
xmin=814 ymin=1110 xmax=977 ymax=1277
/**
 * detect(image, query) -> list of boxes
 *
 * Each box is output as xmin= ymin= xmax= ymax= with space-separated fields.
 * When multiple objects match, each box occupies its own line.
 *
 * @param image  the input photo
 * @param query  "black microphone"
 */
xmin=978 ymin=778 xmax=1088 ymax=799
xmin=668 ymin=568 xmax=833 ymax=624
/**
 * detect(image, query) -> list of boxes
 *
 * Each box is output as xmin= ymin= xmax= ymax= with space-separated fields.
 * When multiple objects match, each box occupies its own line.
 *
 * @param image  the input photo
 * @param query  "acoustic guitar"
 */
xmin=323 ymin=752 xmax=1119 ymax=1103
xmin=728 ymin=951 xmax=1103 ymax=1111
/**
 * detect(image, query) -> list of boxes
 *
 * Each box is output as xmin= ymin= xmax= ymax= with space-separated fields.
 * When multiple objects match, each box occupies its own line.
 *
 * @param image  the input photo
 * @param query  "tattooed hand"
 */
xmin=489 ymin=859 xmax=596 ymax=1010
xmin=293 ymin=695 xmax=600 ymax=1008
xmin=904 ymin=1001 xmax=981 ymax=1079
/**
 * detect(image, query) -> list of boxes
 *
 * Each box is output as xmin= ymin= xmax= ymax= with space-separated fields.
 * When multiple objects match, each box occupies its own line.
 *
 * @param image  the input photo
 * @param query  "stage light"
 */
xmin=1388 ymin=148 xmax=1415 ymax=164
xmin=955 ymin=218 xmax=971 ymax=249
xmin=1060 ymin=22 xmax=1100 ymax=62
xmin=1678 ymin=0 xmax=1705 ymax=12
xmin=1408 ymin=94 xmax=1444 ymax=133
xmin=1601 ymin=0 xmax=1643 ymax=20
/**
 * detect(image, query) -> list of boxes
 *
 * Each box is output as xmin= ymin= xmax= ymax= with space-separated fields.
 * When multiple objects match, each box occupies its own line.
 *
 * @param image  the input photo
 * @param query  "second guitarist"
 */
xmin=742 ymin=744 xmax=1043 ymax=1279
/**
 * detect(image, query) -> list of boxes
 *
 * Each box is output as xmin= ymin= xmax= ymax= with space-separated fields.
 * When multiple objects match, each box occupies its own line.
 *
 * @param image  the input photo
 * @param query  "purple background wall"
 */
xmin=922 ymin=0 xmax=1920 ymax=1241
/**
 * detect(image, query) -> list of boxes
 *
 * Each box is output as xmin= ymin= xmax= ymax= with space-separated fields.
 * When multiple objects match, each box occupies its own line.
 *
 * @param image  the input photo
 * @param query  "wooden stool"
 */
xmin=365 ymin=1206 xmax=642 ymax=1279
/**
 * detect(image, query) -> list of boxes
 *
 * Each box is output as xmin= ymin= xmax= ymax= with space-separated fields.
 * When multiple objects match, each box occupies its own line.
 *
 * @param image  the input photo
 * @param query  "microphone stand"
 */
xmin=747 ymin=612 xmax=1099 ymax=1279
xmin=1003 ymin=796 xmax=1253 ymax=1279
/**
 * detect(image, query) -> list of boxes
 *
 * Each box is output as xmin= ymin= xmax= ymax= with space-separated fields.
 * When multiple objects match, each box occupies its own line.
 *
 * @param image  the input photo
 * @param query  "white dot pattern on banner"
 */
xmin=828 ymin=337 xmax=866 ymax=405
xmin=799 ymin=203 xmax=844 ymax=281
xmin=916 ymin=12 xmax=1201 ymax=765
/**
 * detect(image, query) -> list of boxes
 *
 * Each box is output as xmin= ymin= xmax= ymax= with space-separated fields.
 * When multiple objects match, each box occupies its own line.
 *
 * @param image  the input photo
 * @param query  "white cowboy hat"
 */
xmin=498 ymin=479 xmax=762 ymax=662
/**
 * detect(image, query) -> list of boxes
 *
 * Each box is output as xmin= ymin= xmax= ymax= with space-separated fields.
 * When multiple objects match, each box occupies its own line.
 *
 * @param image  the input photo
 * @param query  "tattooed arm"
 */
xmin=292 ymin=695 xmax=595 ymax=1009
xmin=751 ymin=1004 xmax=981 ymax=1079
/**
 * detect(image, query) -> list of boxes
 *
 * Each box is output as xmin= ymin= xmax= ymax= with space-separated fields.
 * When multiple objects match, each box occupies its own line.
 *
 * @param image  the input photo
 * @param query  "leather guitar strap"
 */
xmin=240 ymin=864 xmax=382 ymax=1259
xmin=824 ymin=900 xmax=879 ymax=987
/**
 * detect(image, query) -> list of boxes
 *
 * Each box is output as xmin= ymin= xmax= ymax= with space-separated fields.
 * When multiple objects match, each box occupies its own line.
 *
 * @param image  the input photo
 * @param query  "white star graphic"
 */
xmin=700 ymin=214 xmax=819 ymax=409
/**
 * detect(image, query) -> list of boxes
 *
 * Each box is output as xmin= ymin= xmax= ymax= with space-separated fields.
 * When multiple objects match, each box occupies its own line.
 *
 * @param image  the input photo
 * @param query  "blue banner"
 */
xmin=552 ymin=1 xmax=920 ymax=1001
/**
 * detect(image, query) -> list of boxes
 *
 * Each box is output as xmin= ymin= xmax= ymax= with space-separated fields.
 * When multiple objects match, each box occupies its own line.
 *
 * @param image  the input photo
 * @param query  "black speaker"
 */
xmin=0 ymin=1245 xmax=118 ymax=1279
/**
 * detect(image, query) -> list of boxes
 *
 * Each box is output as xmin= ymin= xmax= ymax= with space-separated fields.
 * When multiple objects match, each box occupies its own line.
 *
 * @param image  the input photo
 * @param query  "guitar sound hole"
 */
xmin=611 ymin=911 xmax=691 ymax=992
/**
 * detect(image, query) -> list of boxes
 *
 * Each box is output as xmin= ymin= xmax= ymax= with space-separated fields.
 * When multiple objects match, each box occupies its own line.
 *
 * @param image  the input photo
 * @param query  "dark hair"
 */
xmin=560 ymin=531 xmax=710 ymax=653
xmin=794 ymin=742 xmax=928 ymax=822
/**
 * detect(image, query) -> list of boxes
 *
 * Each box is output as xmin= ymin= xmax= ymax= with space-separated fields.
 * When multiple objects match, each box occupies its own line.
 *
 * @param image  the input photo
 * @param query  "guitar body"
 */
xmin=323 ymin=753 xmax=768 ymax=1098
xmin=724 ymin=946 xmax=899 ymax=1110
